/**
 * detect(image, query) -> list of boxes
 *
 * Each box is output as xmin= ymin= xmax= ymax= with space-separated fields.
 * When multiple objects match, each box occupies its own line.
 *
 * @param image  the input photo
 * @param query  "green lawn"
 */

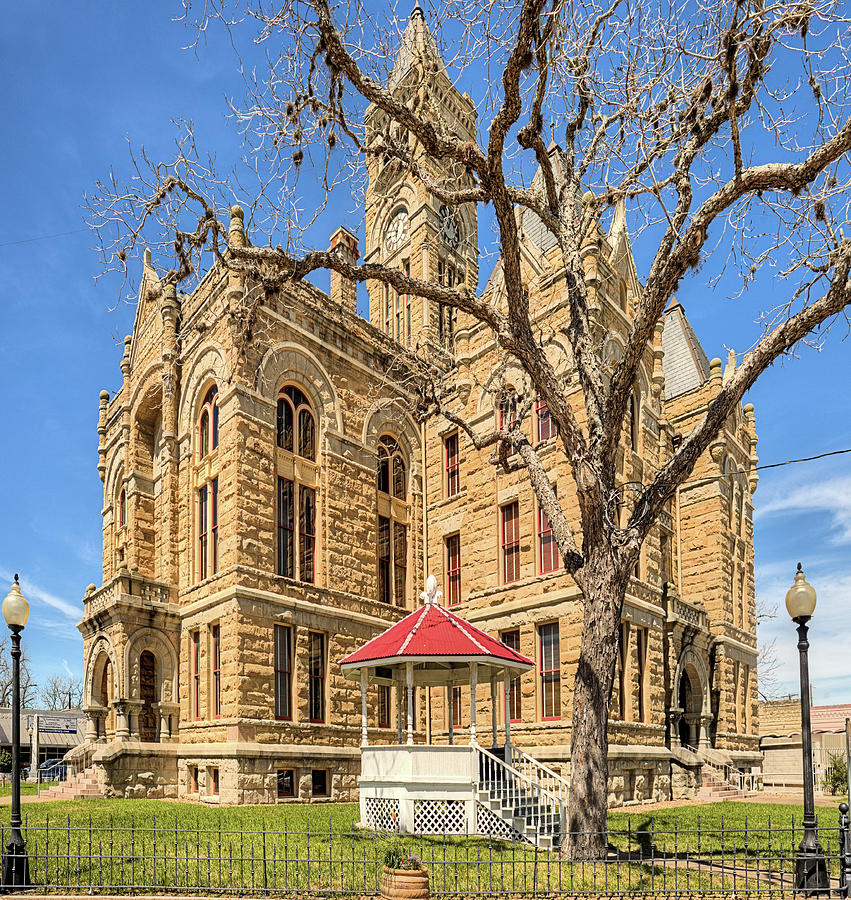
xmin=5 ymin=799 xmax=844 ymax=895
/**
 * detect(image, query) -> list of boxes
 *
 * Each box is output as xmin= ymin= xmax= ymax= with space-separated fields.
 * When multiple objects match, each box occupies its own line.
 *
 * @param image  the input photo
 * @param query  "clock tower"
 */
xmin=364 ymin=6 xmax=478 ymax=350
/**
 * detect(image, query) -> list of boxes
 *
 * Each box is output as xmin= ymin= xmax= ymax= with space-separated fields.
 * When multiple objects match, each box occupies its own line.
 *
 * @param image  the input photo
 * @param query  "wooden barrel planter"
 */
xmin=380 ymin=865 xmax=430 ymax=900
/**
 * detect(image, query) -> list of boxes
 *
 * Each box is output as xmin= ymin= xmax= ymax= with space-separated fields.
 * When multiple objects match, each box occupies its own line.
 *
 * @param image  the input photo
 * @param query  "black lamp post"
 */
xmin=1 ymin=575 xmax=30 ymax=889
xmin=785 ymin=563 xmax=829 ymax=895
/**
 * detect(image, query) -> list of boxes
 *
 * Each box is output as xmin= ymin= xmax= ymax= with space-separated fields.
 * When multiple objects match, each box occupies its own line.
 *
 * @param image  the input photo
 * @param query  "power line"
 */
xmin=679 ymin=446 xmax=851 ymax=488
xmin=0 ymin=228 xmax=88 ymax=248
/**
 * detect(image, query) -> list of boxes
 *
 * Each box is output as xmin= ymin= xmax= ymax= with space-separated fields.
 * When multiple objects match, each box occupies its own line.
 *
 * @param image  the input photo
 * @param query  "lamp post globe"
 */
xmin=788 ymin=564 xmax=829 ymax=895
xmin=0 ymin=575 xmax=30 ymax=889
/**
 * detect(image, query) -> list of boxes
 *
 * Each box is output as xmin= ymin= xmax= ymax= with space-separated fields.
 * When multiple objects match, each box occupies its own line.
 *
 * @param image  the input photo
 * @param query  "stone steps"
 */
xmin=40 ymin=767 xmax=102 ymax=800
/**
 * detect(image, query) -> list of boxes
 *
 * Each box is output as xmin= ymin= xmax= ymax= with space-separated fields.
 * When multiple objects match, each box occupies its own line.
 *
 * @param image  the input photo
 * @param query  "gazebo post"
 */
xmin=490 ymin=675 xmax=498 ymax=748
xmin=396 ymin=681 xmax=403 ymax=745
xmin=469 ymin=662 xmax=478 ymax=745
xmin=360 ymin=669 xmax=368 ymax=747
xmin=503 ymin=669 xmax=512 ymax=757
xmin=406 ymin=661 xmax=414 ymax=745
xmin=448 ymin=682 xmax=454 ymax=745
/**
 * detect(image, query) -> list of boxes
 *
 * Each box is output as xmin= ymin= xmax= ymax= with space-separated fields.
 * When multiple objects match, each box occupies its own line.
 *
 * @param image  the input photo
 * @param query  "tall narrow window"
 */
xmin=277 ymin=477 xmax=294 ymax=579
xmin=501 ymin=502 xmax=520 ymax=584
xmin=378 ymin=684 xmax=391 ymax=729
xmin=393 ymin=523 xmax=407 ymax=605
xmin=629 ymin=390 xmax=639 ymax=451
xmin=617 ymin=621 xmax=630 ymax=720
xmin=444 ymin=433 xmax=460 ymax=497
xmin=376 ymin=435 xmax=408 ymax=606
xmin=501 ymin=629 xmax=522 ymax=722
xmin=384 ymin=283 xmax=393 ymax=337
xmin=538 ymin=496 xmax=559 ymax=575
xmin=274 ymin=624 xmax=292 ymax=720
xmin=308 ymin=631 xmax=326 ymax=723
xmin=378 ymin=516 xmax=391 ymax=605
xmin=635 ymin=627 xmax=647 ymax=723
xmin=451 ymin=685 xmax=462 ymax=729
xmin=198 ymin=485 xmax=209 ymax=581
xmin=198 ymin=385 xmax=219 ymax=458
xmin=536 ymin=394 xmax=555 ymax=441
xmin=445 ymin=534 xmax=461 ymax=606
xmin=211 ymin=623 xmax=221 ymax=718
xmin=192 ymin=630 xmax=201 ymax=720
xmin=539 ymin=622 xmax=560 ymax=720
xmin=119 ymin=489 xmax=127 ymax=526
xmin=211 ymin=478 xmax=219 ymax=575
xmin=498 ymin=393 xmax=518 ymax=429
xmin=405 ymin=262 xmax=412 ymax=347
xmin=300 ymin=486 xmax=316 ymax=584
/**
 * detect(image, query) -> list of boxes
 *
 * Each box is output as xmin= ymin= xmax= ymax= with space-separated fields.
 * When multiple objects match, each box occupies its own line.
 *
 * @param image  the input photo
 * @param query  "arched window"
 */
xmin=196 ymin=385 xmax=220 ymax=582
xmin=376 ymin=435 xmax=409 ymax=606
xmin=377 ymin=436 xmax=406 ymax=499
xmin=198 ymin=385 xmax=219 ymax=458
xmin=275 ymin=384 xmax=318 ymax=584
xmin=277 ymin=385 xmax=315 ymax=460
xmin=119 ymin=489 xmax=126 ymax=527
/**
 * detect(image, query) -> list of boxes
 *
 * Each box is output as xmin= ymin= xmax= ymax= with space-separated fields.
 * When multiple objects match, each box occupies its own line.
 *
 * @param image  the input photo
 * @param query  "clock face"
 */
xmin=384 ymin=210 xmax=409 ymax=253
xmin=439 ymin=204 xmax=462 ymax=249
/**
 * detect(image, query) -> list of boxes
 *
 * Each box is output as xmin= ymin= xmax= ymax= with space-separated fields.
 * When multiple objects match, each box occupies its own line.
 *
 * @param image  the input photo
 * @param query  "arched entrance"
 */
xmin=96 ymin=656 xmax=115 ymax=738
xmin=139 ymin=650 xmax=158 ymax=742
xmin=678 ymin=670 xmax=696 ymax=745
xmin=674 ymin=649 xmax=712 ymax=750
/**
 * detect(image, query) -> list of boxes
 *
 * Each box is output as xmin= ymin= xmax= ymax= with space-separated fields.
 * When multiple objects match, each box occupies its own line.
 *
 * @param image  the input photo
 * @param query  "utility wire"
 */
xmin=678 ymin=446 xmax=851 ymax=488
xmin=0 ymin=227 xmax=88 ymax=248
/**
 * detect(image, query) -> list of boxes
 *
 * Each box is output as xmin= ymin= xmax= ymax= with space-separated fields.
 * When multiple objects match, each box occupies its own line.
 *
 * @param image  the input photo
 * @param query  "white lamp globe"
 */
xmin=785 ymin=563 xmax=817 ymax=622
xmin=2 ymin=576 xmax=29 ymax=629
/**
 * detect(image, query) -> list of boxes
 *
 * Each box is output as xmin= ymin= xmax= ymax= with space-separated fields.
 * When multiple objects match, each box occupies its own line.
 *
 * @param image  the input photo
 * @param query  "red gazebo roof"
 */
xmin=340 ymin=600 xmax=533 ymax=672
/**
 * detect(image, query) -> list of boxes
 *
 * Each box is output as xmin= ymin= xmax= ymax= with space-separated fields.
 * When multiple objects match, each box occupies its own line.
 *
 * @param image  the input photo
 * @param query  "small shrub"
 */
xmin=382 ymin=838 xmax=421 ymax=870
xmin=0 ymin=750 xmax=11 ymax=773
xmin=822 ymin=752 xmax=848 ymax=796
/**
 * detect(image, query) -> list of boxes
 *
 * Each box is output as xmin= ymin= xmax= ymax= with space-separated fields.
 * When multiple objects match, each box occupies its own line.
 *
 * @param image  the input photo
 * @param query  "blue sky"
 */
xmin=0 ymin=2 xmax=849 ymax=704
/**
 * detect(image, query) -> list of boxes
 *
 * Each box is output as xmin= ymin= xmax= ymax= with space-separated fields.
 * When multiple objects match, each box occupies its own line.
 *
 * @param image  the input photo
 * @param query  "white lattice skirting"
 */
xmin=475 ymin=802 xmax=527 ymax=843
xmin=413 ymin=799 xmax=467 ymax=834
xmin=365 ymin=797 xmax=400 ymax=831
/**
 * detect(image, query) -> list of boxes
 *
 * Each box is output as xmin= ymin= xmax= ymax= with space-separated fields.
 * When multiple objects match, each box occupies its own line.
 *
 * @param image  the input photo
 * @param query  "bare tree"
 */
xmin=0 ymin=638 xmax=37 ymax=710
xmin=39 ymin=675 xmax=83 ymax=711
xmin=89 ymin=0 xmax=851 ymax=855
xmin=756 ymin=596 xmax=781 ymax=702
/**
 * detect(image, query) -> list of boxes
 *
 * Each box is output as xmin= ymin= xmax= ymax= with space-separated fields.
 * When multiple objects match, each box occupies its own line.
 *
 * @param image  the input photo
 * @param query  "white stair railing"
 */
xmin=682 ymin=744 xmax=761 ymax=793
xmin=473 ymin=742 xmax=565 ymax=846
xmin=508 ymin=744 xmax=570 ymax=806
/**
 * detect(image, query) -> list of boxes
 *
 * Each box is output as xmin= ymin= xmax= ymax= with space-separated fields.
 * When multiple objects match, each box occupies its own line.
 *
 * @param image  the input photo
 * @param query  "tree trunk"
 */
xmin=565 ymin=555 xmax=627 ymax=859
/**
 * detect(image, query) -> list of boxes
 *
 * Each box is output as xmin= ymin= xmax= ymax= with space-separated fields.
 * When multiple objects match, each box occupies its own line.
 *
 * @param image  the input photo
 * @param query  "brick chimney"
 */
xmin=329 ymin=227 xmax=359 ymax=311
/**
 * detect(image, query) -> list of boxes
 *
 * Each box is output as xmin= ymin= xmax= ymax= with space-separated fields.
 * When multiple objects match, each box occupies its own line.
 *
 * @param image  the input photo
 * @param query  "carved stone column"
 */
xmin=125 ymin=701 xmax=144 ymax=740
xmin=153 ymin=702 xmax=180 ymax=743
xmin=113 ymin=701 xmax=130 ymax=740
xmin=699 ymin=714 xmax=714 ymax=750
xmin=668 ymin=706 xmax=684 ymax=745
xmin=83 ymin=706 xmax=102 ymax=743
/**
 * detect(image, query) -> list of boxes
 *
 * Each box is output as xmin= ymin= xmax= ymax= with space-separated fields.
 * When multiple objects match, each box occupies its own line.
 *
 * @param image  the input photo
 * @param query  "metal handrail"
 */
xmin=681 ymin=744 xmax=761 ymax=793
xmin=473 ymin=741 xmax=565 ymax=841
xmin=508 ymin=744 xmax=570 ymax=805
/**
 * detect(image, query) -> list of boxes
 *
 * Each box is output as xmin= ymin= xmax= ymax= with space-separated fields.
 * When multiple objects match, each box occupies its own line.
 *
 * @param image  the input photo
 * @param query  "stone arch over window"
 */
xmin=256 ymin=344 xmax=341 ymax=436
xmin=362 ymin=400 xmax=421 ymax=469
xmin=377 ymin=435 xmax=407 ymax=499
xmin=123 ymin=628 xmax=178 ymax=703
xmin=477 ymin=364 xmax=531 ymax=417
xmin=177 ymin=344 xmax=228 ymax=439
xmin=85 ymin=636 xmax=120 ymax=708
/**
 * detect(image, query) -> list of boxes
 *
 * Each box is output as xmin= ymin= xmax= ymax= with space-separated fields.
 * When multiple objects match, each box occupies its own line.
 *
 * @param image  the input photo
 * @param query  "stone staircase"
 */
xmin=695 ymin=771 xmax=759 ymax=801
xmin=39 ymin=766 xmax=102 ymax=800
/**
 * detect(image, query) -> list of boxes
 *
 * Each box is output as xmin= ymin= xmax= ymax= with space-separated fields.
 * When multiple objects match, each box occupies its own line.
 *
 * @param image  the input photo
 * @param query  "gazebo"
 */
xmin=340 ymin=576 xmax=567 ymax=847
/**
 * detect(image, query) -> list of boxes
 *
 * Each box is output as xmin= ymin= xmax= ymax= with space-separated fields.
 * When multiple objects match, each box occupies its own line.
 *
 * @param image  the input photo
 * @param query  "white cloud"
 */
xmin=757 ymin=567 xmax=851 ymax=699
xmin=0 ymin=568 xmax=80 ymax=620
xmin=755 ymin=473 xmax=851 ymax=544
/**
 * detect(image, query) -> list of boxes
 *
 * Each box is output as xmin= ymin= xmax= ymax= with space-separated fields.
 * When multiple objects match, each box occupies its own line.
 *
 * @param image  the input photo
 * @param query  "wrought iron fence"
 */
xmin=3 ymin=808 xmax=849 ymax=895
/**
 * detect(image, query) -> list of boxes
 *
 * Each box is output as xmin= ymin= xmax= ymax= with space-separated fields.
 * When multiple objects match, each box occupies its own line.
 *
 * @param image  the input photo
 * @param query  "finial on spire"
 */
xmin=420 ymin=574 xmax=442 ymax=606
xmin=411 ymin=2 xmax=424 ymax=18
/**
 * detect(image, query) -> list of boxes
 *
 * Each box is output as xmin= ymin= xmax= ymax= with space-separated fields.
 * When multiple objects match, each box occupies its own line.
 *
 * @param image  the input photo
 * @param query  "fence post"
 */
xmin=839 ymin=802 xmax=851 ymax=899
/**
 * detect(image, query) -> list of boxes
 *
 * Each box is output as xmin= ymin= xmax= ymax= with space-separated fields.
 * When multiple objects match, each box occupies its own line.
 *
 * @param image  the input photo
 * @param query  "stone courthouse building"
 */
xmin=78 ymin=10 xmax=761 ymax=804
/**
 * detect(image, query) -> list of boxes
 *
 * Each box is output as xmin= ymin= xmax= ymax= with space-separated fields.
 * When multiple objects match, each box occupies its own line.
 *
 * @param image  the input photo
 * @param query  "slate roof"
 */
xmin=661 ymin=300 xmax=711 ymax=399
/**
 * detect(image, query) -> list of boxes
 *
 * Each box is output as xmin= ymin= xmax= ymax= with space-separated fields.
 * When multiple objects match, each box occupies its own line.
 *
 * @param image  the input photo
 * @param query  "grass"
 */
xmin=4 ymin=799 xmax=844 ymax=894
